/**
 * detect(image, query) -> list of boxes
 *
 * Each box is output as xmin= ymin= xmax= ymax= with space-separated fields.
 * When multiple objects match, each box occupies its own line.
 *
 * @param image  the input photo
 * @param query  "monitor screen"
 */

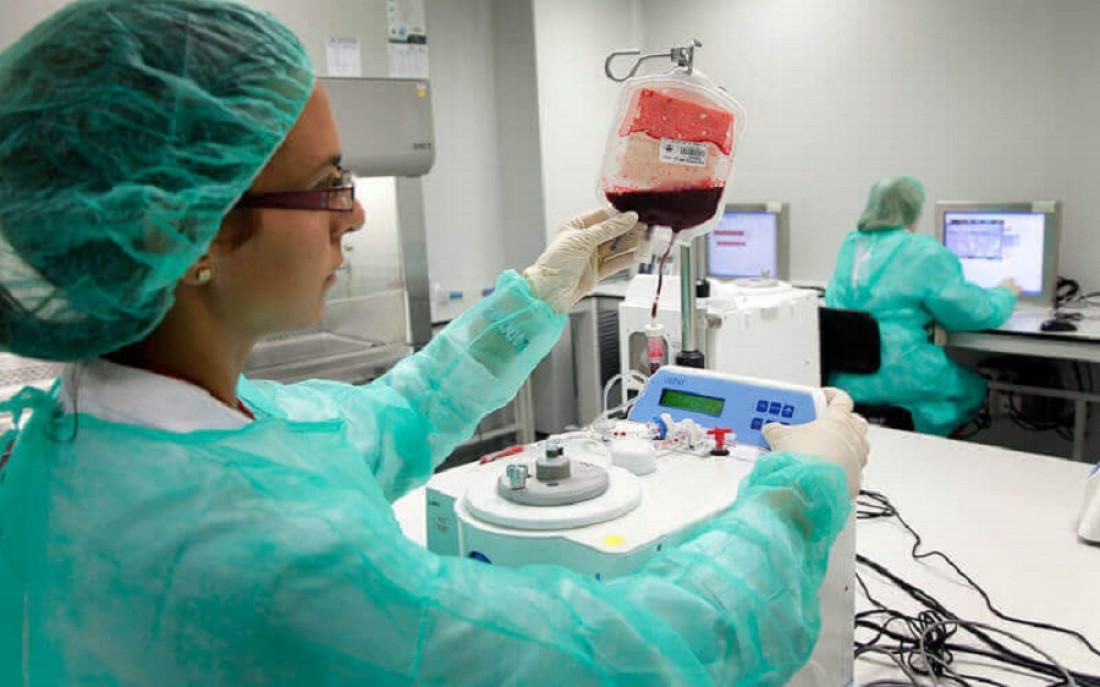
xmin=707 ymin=211 xmax=779 ymax=278
xmin=942 ymin=211 xmax=1046 ymax=296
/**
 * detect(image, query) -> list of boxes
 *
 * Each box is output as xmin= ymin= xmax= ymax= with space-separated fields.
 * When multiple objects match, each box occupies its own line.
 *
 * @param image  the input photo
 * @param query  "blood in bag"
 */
xmin=600 ymin=74 xmax=745 ymax=241
xmin=605 ymin=186 xmax=726 ymax=231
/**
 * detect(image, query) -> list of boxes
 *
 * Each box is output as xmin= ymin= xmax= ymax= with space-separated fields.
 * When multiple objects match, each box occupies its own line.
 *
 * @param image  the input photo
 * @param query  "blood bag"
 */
xmin=600 ymin=68 xmax=745 ymax=244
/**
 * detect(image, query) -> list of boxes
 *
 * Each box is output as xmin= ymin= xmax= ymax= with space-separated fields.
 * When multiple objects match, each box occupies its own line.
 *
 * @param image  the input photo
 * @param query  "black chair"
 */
xmin=818 ymin=307 xmax=916 ymax=431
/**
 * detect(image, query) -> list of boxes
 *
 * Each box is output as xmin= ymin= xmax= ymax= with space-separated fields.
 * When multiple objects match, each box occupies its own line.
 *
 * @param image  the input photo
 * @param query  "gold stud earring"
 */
xmin=195 ymin=267 xmax=213 ymax=285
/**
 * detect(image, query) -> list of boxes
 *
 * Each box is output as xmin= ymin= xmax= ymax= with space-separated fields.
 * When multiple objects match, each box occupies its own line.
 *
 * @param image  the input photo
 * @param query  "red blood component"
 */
xmin=478 ymin=445 xmax=525 ymax=464
xmin=619 ymin=88 xmax=735 ymax=155
xmin=646 ymin=335 xmax=666 ymax=375
xmin=605 ymin=186 xmax=724 ymax=231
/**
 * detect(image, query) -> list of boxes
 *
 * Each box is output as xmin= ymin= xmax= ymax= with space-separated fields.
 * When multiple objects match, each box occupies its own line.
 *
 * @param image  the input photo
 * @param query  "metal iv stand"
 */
xmin=605 ymin=39 xmax=708 ymax=369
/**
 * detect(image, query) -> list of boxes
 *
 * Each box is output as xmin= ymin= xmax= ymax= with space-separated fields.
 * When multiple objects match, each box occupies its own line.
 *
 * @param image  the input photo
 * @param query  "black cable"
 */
xmin=856 ymin=558 xmax=1100 ymax=686
xmin=955 ymin=405 xmax=992 ymax=440
xmin=1056 ymin=276 xmax=1081 ymax=309
xmin=858 ymin=489 xmax=1100 ymax=658
xmin=1006 ymin=392 xmax=1073 ymax=436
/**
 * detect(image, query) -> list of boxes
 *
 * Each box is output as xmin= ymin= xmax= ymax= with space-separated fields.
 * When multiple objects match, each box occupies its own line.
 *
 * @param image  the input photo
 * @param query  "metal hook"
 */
xmin=604 ymin=39 xmax=702 ymax=82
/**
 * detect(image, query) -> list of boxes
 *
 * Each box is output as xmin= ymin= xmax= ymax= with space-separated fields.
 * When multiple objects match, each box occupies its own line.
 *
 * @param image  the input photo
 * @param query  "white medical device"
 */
xmin=1080 ymin=465 xmax=1100 ymax=543
xmin=426 ymin=367 xmax=855 ymax=687
xmin=620 ymin=274 xmax=822 ymax=387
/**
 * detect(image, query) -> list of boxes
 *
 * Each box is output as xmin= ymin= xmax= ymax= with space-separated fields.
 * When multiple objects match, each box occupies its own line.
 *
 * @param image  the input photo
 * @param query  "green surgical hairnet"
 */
xmin=0 ymin=0 xmax=314 ymax=361
xmin=856 ymin=176 xmax=926 ymax=232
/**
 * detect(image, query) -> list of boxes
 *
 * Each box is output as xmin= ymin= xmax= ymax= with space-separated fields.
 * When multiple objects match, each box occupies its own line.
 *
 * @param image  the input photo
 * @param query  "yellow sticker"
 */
xmin=603 ymin=535 xmax=626 ymax=547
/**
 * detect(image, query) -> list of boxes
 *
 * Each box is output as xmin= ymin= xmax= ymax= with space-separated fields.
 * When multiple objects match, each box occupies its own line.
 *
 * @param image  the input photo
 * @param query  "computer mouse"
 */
xmin=1040 ymin=318 xmax=1077 ymax=332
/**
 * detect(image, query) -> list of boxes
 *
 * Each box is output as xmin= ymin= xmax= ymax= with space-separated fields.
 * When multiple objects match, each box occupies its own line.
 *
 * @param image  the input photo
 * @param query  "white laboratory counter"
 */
xmin=393 ymin=426 xmax=1100 ymax=683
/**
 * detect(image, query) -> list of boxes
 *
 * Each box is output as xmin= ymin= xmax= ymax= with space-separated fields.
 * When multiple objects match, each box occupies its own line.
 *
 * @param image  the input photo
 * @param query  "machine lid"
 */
xmin=464 ymin=464 xmax=643 ymax=531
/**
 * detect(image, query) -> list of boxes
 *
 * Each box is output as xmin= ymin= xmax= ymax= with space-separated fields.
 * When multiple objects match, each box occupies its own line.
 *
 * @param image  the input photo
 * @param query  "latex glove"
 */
xmin=762 ymin=388 xmax=870 ymax=498
xmin=524 ymin=208 xmax=643 ymax=313
xmin=997 ymin=278 xmax=1023 ymax=297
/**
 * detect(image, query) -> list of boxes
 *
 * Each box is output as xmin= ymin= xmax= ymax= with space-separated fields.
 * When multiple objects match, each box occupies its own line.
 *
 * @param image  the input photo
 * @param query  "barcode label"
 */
xmin=658 ymin=139 xmax=708 ymax=167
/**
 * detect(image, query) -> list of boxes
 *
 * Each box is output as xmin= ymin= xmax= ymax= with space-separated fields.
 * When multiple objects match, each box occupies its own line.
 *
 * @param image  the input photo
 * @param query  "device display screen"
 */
xmin=659 ymin=389 xmax=726 ymax=417
xmin=707 ymin=212 xmax=778 ymax=278
xmin=943 ymin=212 xmax=1045 ymax=296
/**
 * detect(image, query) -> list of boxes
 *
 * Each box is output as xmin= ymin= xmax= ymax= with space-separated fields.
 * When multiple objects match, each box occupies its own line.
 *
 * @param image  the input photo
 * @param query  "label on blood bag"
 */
xmin=658 ymin=139 xmax=709 ymax=168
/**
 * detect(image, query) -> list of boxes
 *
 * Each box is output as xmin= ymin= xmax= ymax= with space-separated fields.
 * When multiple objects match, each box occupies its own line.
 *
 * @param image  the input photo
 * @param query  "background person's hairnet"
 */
xmin=856 ymin=176 xmax=926 ymax=232
xmin=0 ymin=0 xmax=314 ymax=361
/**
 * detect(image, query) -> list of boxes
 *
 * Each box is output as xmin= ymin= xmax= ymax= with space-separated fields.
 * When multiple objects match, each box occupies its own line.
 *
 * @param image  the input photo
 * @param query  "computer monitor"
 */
xmin=935 ymin=201 xmax=1061 ymax=307
xmin=705 ymin=202 xmax=790 ymax=280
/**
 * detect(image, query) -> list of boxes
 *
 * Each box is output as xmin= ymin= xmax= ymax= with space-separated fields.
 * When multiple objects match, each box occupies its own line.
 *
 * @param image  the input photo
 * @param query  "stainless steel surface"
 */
xmin=245 ymin=332 xmax=411 ymax=386
xmin=514 ymin=380 xmax=536 ymax=444
xmin=319 ymin=78 xmax=434 ymax=178
xmin=532 ymin=325 xmax=578 ymax=434
xmin=0 ymin=354 xmax=64 ymax=405
xmin=396 ymin=177 xmax=433 ymax=348
xmin=506 ymin=464 xmax=529 ymax=490
xmin=603 ymin=38 xmax=702 ymax=82
xmin=679 ymin=244 xmax=698 ymax=353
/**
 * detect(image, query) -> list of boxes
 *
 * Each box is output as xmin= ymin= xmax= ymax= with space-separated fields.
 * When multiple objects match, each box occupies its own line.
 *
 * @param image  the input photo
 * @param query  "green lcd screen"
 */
xmin=658 ymin=389 xmax=725 ymax=417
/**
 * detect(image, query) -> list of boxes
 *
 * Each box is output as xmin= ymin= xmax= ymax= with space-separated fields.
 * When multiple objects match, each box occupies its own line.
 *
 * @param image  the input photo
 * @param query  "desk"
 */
xmin=947 ymin=308 xmax=1100 ymax=363
xmin=393 ymin=426 xmax=1100 ymax=684
xmin=945 ymin=309 xmax=1100 ymax=461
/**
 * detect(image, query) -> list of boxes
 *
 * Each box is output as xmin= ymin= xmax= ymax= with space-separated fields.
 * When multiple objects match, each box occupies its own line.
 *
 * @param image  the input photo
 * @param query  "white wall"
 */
xmin=533 ymin=0 xmax=1100 ymax=287
xmin=1049 ymin=1 xmax=1100 ymax=293
xmin=0 ymin=1 xmax=392 ymax=77
xmin=532 ymin=0 xmax=644 ymax=240
xmin=491 ymin=0 xmax=548 ymax=271
xmin=238 ymin=0 xmax=392 ymax=77
xmin=418 ymin=0 xmax=506 ymax=319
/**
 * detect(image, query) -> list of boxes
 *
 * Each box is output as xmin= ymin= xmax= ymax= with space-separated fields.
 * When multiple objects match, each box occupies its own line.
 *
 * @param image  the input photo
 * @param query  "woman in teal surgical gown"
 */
xmin=0 ymin=1 xmax=868 ymax=684
xmin=825 ymin=176 xmax=1018 ymax=436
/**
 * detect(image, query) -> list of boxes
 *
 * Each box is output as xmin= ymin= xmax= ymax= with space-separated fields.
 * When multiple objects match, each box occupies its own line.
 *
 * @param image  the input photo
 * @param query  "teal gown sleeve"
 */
xmin=226 ymin=453 xmax=851 ymax=686
xmin=250 ymin=269 xmax=567 ymax=502
xmin=919 ymin=243 xmax=1016 ymax=331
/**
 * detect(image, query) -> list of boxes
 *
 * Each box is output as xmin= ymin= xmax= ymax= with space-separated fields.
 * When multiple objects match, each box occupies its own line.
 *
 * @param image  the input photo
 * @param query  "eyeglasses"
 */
xmin=235 ymin=167 xmax=356 ymax=213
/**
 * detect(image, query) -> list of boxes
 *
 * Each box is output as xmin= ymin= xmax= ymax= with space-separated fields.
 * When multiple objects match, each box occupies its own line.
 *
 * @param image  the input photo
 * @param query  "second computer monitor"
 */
xmin=706 ymin=202 xmax=790 ymax=280
xmin=935 ymin=201 xmax=1060 ymax=306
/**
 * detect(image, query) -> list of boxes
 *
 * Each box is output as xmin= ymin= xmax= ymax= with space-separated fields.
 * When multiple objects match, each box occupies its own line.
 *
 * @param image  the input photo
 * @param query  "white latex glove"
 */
xmin=524 ymin=208 xmax=644 ymax=313
xmin=761 ymin=388 xmax=870 ymax=498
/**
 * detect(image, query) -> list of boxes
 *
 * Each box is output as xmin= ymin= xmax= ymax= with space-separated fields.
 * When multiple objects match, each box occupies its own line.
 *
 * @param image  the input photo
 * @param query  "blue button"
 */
xmin=781 ymin=405 xmax=795 ymax=418
xmin=469 ymin=551 xmax=492 ymax=564
xmin=751 ymin=417 xmax=764 ymax=430
xmin=756 ymin=400 xmax=769 ymax=413
xmin=769 ymin=402 xmax=782 ymax=415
